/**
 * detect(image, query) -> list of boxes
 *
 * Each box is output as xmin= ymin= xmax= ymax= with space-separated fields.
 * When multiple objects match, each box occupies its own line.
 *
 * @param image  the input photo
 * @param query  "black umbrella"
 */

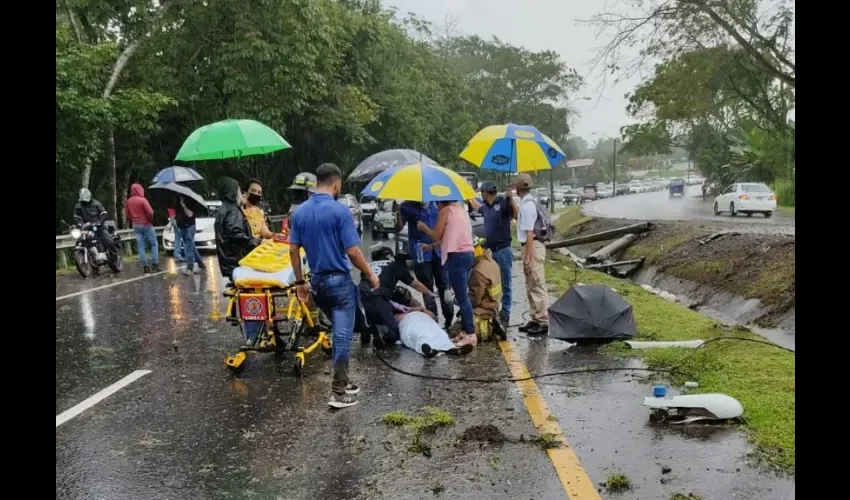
xmin=148 ymin=182 xmax=209 ymax=217
xmin=347 ymin=149 xmax=439 ymax=183
xmin=548 ymin=284 xmax=637 ymax=342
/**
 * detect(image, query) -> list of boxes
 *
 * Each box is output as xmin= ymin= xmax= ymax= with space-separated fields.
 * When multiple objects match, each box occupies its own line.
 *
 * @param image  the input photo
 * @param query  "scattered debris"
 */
xmin=431 ymin=482 xmax=445 ymax=495
xmin=625 ymin=340 xmax=705 ymax=350
xmin=382 ymin=408 xmax=455 ymax=456
xmin=699 ymin=231 xmax=740 ymax=245
xmin=586 ymin=234 xmax=639 ymax=264
xmin=645 ymin=393 xmax=744 ymax=424
xmin=546 ymin=222 xmax=655 ymax=250
xmin=458 ymin=424 xmax=510 ymax=445
xmin=662 ymin=465 xmax=672 ymax=474
xmin=602 ymin=472 xmax=633 ymax=492
xmin=526 ymin=433 xmax=562 ymax=449
xmin=670 ymin=494 xmax=703 ymax=500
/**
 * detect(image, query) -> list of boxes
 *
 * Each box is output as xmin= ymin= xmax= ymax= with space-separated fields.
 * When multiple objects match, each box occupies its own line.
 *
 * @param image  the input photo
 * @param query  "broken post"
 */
xmin=546 ymin=222 xmax=655 ymax=250
xmin=586 ymin=234 xmax=639 ymax=264
xmin=586 ymin=258 xmax=646 ymax=270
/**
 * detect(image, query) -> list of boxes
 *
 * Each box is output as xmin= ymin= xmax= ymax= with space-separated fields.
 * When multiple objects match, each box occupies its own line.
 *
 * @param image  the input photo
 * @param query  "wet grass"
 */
xmin=546 ymin=254 xmax=796 ymax=474
xmin=554 ymin=205 xmax=591 ymax=235
xmin=382 ymin=408 xmax=455 ymax=456
xmin=526 ymin=432 xmax=562 ymax=449
xmin=623 ymin=229 xmax=700 ymax=265
xmin=602 ymin=472 xmax=632 ymax=492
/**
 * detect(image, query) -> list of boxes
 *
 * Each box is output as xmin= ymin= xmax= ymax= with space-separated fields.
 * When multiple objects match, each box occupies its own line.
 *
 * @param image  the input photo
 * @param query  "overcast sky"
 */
xmin=383 ymin=0 xmax=641 ymax=142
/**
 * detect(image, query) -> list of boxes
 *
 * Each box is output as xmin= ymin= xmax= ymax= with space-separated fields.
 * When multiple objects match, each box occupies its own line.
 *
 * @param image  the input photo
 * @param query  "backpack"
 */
xmin=531 ymin=199 xmax=555 ymax=242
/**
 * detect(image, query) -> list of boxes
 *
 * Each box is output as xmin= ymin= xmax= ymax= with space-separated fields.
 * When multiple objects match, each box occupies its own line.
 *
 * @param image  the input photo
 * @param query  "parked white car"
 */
xmin=163 ymin=200 xmax=221 ymax=254
xmin=628 ymin=180 xmax=644 ymax=194
xmin=713 ymin=183 xmax=777 ymax=218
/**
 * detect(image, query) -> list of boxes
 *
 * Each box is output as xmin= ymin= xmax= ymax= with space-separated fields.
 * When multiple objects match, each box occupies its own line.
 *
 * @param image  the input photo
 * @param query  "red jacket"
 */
xmin=124 ymin=183 xmax=155 ymax=226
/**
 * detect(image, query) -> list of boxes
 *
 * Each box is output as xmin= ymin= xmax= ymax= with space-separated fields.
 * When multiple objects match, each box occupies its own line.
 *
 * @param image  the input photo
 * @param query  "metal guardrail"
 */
xmin=55 ymin=226 xmax=166 ymax=250
xmin=56 ymin=214 xmax=290 ymax=269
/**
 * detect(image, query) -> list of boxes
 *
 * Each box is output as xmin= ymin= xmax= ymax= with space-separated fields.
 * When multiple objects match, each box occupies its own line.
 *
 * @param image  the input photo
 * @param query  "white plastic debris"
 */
xmin=625 ymin=340 xmax=705 ymax=349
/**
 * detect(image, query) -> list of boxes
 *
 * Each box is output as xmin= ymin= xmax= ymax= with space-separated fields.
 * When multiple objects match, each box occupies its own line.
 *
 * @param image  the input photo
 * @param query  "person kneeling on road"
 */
xmin=359 ymin=246 xmax=437 ymax=349
xmin=469 ymin=239 xmax=507 ymax=342
xmin=393 ymin=303 xmax=474 ymax=358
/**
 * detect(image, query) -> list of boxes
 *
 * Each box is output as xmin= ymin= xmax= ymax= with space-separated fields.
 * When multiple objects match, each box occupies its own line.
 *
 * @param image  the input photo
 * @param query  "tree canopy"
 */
xmin=586 ymin=0 xmax=795 ymax=195
xmin=55 ymin=0 xmax=583 ymax=232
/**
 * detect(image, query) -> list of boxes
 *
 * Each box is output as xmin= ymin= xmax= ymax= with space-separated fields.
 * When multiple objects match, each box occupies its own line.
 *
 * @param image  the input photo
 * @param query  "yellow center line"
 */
xmin=499 ymin=340 xmax=601 ymax=500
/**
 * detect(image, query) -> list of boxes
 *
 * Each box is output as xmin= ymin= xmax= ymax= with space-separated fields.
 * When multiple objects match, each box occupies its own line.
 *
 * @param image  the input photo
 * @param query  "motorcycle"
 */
xmin=65 ymin=221 xmax=124 ymax=278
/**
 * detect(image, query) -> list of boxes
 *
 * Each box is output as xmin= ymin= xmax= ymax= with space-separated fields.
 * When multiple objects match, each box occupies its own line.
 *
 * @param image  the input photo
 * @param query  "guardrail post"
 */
xmin=124 ymin=240 xmax=133 ymax=256
xmin=58 ymin=249 xmax=68 ymax=269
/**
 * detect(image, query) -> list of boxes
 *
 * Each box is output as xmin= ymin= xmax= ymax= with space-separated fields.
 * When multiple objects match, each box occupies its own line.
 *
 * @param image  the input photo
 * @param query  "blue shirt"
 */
xmin=290 ymin=193 xmax=361 ymax=274
xmin=477 ymin=196 xmax=513 ymax=250
xmin=400 ymin=201 xmax=441 ymax=262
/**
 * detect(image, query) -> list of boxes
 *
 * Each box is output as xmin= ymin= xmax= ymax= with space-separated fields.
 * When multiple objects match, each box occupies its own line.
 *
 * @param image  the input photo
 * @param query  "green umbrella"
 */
xmin=174 ymin=119 xmax=292 ymax=162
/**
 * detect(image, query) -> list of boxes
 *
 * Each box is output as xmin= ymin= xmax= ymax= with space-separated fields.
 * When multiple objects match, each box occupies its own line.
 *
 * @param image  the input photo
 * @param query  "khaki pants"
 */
xmin=523 ymin=240 xmax=548 ymax=324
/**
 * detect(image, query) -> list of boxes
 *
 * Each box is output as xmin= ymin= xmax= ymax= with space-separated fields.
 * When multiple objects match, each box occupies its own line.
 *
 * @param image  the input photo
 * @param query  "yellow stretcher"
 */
xmin=223 ymin=238 xmax=331 ymax=376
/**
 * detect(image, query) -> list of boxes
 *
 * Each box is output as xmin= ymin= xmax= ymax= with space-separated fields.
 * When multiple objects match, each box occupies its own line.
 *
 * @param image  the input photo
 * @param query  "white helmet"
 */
xmin=79 ymin=188 xmax=92 ymax=203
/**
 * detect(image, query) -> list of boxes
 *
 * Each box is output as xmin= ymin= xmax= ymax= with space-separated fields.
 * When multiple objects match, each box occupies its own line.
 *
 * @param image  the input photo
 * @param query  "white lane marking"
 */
xmin=56 ymin=370 xmax=152 ymax=428
xmin=56 ymin=267 xmax=184 ymax=302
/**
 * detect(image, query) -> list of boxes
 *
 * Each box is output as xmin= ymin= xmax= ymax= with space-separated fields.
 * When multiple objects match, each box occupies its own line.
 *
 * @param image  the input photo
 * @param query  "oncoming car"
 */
xmin=163 ymin=200 xmax=221 ymax=254
xmin=713 ymin=182 xmax=777 ymax=218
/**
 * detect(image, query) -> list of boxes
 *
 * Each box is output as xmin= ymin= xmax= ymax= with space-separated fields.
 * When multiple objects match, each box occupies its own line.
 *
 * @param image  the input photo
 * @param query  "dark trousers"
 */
xmin=414 ymin=258 xmax=453 ymax=328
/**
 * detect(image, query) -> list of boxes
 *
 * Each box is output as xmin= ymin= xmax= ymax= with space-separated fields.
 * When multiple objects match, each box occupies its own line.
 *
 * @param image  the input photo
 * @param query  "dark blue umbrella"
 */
xmin=152 ymin=166 xmax=204 ymax=184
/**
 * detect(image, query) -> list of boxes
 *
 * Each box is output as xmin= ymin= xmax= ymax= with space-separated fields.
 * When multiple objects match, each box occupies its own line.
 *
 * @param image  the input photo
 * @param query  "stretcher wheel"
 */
xmin=293 ymin=353 xmax=305 ymax=377
xmin=225 ymin=352 xmax=247 ymax=374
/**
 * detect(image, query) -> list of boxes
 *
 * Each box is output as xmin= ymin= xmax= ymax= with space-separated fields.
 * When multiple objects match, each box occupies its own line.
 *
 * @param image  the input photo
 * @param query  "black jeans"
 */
xmin=414 ymin=258 xmax=453 ymax=328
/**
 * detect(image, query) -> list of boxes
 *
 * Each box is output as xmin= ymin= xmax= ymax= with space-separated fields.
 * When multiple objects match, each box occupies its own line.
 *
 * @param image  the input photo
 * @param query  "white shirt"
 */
xmin=517 ymin=194 xmax=538 ymax=244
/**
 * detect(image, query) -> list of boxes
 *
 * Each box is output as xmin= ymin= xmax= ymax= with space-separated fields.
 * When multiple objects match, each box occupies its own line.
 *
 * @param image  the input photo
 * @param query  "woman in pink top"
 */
xmin=418 ymin=201 xmax=477 ymax=347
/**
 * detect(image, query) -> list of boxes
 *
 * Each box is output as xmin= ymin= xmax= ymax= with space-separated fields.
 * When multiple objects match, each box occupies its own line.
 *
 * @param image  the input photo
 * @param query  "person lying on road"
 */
xmin=359 ymin=246 xmax=436 ymax=349
xmin=393 ymin=303 xmax=474 ymax=358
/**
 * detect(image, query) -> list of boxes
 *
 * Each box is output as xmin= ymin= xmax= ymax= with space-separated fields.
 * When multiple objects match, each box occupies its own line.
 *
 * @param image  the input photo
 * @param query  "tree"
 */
xmin=584 ymin=0 xmax=794 ymax=88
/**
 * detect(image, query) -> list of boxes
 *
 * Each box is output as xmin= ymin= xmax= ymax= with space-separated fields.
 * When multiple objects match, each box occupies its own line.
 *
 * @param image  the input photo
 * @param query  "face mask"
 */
xmin=247 ymin=193 xmax=262 ymax=206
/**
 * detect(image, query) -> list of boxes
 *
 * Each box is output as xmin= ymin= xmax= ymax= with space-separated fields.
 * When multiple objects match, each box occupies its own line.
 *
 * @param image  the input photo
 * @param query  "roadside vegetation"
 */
xmin=545 ymin=254 xmax=795 ymax=474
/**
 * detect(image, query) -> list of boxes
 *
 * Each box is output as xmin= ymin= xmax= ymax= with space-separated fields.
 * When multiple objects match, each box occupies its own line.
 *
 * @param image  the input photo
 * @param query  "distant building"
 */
xmin=565 ymin=158 xmax=596 ymax=179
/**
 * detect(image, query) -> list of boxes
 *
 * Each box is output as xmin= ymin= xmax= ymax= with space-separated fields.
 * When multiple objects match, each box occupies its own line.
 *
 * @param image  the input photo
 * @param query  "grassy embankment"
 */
xmin=546 ymin=207 xmax=795 ymax=474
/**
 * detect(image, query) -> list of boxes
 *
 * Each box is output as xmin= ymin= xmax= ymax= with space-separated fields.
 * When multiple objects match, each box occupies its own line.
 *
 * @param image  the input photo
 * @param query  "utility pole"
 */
xmin=612 ymin=138 xmax=618 ymax=197
xmin=548 ymin=114 xmax=556 ymax=214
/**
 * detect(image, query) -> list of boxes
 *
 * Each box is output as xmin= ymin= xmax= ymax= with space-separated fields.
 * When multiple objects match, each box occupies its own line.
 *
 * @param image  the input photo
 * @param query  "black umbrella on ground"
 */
xmin=346 ymin=149 xmax=439 ymax=183
xmin=548 ymin=284 xmax=637 ymax=343
xmin=148 ymin=182 xmax=209 ymax=217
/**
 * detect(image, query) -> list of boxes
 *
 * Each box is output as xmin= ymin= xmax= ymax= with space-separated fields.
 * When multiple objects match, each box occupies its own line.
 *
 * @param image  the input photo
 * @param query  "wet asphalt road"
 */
xmin=56 ymin=233 xmax=795 ymax=500
xmin=583 ymin=186 xmax=795 ymax=235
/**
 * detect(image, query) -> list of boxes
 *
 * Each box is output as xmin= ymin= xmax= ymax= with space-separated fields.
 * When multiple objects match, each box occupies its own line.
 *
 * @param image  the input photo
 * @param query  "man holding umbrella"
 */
xmin=290 ymin=164 xmax=379 ymax=409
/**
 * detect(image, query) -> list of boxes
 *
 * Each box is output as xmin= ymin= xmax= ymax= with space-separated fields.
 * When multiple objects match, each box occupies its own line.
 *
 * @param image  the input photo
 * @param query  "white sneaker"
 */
xmin=328 ymin=394 xmax=359 ymax=409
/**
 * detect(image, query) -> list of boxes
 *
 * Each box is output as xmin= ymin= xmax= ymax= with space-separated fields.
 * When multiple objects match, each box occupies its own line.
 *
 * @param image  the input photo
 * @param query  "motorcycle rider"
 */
xmin=73 ymin=188 xmax=118 ymax=256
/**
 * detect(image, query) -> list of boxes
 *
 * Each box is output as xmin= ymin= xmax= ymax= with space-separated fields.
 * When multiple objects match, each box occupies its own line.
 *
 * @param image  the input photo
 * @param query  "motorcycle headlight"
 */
xmin=70 ymin=228 xmax=82 ymax=239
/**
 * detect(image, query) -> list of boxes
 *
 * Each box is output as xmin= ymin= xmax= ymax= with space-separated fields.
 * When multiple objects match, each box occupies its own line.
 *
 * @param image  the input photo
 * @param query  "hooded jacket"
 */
xmin=124 ymin=183 xmax=155 ymax=227
xmin=469 ymin=248 xmax=503 ymax=319
xmin=214 ymin=177 xmax=260 ymax=278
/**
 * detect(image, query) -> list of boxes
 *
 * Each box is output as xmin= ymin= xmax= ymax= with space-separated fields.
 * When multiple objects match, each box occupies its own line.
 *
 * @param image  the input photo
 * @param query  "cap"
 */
xmin=479 ymin=181 xmax=498 ymax=194
xmin=515 ymin=174 xmax=533 ymax=189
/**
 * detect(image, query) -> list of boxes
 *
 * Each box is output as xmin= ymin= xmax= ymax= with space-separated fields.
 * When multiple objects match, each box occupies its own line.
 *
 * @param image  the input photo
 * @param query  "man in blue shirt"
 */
xmin=470 ymin=181 xmax=518 ymax=325
xmin=290 ymin=163 xmax=379 ymax=410
xmin=395 ymin=201 xmax=453 ymax=329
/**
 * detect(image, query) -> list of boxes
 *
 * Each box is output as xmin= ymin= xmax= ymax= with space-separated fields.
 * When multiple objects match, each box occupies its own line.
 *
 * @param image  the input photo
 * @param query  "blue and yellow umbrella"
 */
xmin=361 ymin=163 xmax=477 ymax=202
xmin=459 ymin=123 xmax=566 ymax=173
